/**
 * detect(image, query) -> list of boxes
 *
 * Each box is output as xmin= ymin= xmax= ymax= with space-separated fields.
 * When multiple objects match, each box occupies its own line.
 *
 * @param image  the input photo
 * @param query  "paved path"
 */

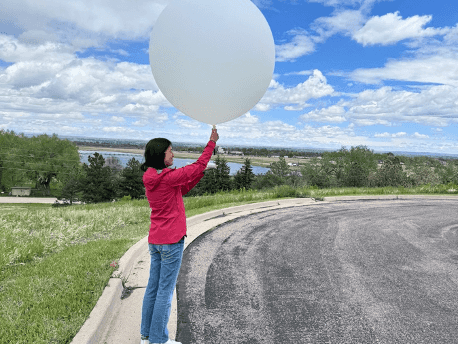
xmin=0 ymin=196 xmax=57 ymax=203
xmin=176 ymin=199 xmax=458 ymax=343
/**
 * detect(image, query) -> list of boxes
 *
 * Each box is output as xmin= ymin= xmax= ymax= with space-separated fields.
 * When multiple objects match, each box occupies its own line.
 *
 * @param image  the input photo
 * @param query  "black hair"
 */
xmin=141 ymin=138 xmax=172 ymax=171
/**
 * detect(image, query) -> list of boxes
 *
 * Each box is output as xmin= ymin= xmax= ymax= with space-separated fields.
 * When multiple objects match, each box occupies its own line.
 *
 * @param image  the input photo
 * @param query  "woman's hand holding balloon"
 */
xmin=210 ymin=128 xmax=219 ymax=143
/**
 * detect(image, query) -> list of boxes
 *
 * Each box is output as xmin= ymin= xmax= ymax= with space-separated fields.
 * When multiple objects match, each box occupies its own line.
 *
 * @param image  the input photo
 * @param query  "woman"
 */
xmin=140 ymin=129 xmax=219 ymax=344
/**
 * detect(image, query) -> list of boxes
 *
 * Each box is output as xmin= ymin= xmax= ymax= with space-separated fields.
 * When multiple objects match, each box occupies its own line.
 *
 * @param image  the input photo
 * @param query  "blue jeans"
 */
xmin=141 ymin=237 xmax=185 ymax=343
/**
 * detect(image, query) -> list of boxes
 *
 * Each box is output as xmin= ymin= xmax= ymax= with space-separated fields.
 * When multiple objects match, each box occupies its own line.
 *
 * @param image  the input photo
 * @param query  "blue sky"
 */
xmin=0 ymin=0 xmax=457 ymax=153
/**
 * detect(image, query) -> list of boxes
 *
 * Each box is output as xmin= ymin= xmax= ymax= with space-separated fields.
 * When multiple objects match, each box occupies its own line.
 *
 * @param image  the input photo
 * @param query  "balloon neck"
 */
xmin=212 ymin=125 xmax=216 ymax=130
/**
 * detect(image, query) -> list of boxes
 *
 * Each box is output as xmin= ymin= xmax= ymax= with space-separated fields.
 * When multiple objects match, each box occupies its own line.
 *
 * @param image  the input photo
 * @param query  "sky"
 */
xmin=1 ymin=0 xmax=458 ymax=154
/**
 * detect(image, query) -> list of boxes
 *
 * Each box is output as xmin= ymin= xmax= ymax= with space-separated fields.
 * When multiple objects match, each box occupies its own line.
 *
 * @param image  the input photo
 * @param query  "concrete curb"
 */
xmin=111 ymin=236 xmax=149 ymax=281
xmin=70 ymin=278 xmax=123 ymax=344
xmin=186 ymin=199 xmax=312 ymax=227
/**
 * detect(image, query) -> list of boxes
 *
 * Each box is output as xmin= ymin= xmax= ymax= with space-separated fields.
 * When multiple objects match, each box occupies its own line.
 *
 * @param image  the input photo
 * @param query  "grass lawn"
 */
xmin=1 ymin=184 xmax=457 ymax=343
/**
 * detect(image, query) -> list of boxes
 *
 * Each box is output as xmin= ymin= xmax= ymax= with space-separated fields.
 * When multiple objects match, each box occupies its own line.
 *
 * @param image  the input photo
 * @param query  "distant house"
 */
xmin=104 ymin=156 xmax=123 ymax=171
xmin=11 ymin=187 xmax=32 ymax=196
xmin=288 ymin=171 xmax=302 ymax=177
xmin=229 ymin=151 xmax=244 ymax=156
xmin=216 ymin=146 xmax=225 ymax=154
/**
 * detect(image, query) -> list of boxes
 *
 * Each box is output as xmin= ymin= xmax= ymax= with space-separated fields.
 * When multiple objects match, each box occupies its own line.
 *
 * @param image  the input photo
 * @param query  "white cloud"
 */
xmin=374 ymin=132 xmax=407 ymax=138
xmin=300 ymin=105 xmax=347 ymax=123
xmin=276 ymin=31 xmax=315 ymax=62
xmin=111 ymin=116 xmax=125 ymax=123
xmin=412 ymin=132 xmax=429 ymax=139
xmin=284 ymin=70 xmax=314 ymax=76
xmin=132 ymin=119 xmax=149 ymax=127
xmin=306 ymin=0 xmax=365 ymax=7
xmin=214 ymin=113 xmax=363 ymax=148
xmin=17 ymin=30 xmax=58 ymax=45
xmin=444 ymin=24 xmax=458 ymax=43
xmin=0 ymin=34 xmax=74 ymax=63
xmin=175 ymin=118 xmax=201 ymax=129
xmin=0 ymin=34 xmax=174 ymax=139
xmin=312 ymin=9 xmax=366 ymax=42
xmin=102 ymin=126 xmax=137 ymax=133
xmin=0 ymin=0 xmax=168 ymax=45
xmin=343 ymin=85 xmax=458 ymax=127
xmin=353 ymin=12 xmax=447 ymax=46
xmin=258 ymin=70 xmax=335 ymax=110
xmin=352 ymin=118 xmax=392 ymax=126
xmin=120 ymin=104 xmax=160 ymax=115
xmin=350 ymin=53 xmax=458 ymax=86
xmin=254 ymin=103 xmax=272 ymax=111
xmin=304 ymin=84 xmax=458 ymax=130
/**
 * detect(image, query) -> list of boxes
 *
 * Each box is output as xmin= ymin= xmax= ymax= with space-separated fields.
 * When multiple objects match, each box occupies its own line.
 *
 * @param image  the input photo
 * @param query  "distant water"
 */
xmin=78 ymin=150 xmax=270 ymax=175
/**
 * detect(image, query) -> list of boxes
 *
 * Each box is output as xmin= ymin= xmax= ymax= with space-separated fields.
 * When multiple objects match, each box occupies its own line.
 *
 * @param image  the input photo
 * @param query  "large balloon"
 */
xmin=149 ymin=0 xmax=275 ymax=125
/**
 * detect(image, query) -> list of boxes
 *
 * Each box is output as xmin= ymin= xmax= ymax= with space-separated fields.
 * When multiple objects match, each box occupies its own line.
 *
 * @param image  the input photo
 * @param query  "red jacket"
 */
xmin=143 ymin=140 xmax=216 ymax=244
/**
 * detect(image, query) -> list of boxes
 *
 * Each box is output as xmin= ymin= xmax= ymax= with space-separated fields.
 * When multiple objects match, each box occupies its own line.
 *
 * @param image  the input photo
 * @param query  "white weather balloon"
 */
xmin=149 ymin=0 xmax=275 ymax=125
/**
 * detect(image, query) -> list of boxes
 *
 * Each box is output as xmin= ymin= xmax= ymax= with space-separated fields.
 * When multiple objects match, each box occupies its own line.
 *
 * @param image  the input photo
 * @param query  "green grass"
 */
xmin=302 ymin=183 xmax=458 ymax=200
xmin=0 ymin=239 xmax=133 ymax=343
xmin=1 ymin=184 xmax=457 ymax=343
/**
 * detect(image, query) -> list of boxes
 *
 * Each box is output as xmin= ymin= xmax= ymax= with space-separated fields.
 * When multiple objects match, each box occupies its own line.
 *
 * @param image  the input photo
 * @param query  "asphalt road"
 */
xmin=176 ymin=199 xmax=458 ymax=344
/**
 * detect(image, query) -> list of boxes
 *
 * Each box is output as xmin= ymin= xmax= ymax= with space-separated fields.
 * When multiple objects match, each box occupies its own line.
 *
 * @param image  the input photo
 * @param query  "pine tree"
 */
xmin=214 ymin=155 xmax=231 ymax=192
xmin=197 ymin=155 xmax=231 ymax=194
xmin=118 ymin=158 xmax=144 ymax=199
xmin=233 ymin=158 xmax=255 ymax=190
xmin=59 ymin=165 xmax=84 ymax=204
xmin=80 ymin=153 xmax=117 ymax=203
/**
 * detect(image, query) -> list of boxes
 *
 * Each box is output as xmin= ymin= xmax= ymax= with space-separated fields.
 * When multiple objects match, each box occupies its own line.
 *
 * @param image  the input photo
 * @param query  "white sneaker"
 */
xmin=151 ymin=339 xmax=182 ymax=344
xmin=140 ymin=340 xmax=149 ymax=344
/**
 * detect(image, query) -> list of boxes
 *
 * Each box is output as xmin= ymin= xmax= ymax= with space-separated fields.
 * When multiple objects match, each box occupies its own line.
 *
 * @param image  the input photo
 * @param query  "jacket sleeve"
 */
xmin=164 ymin=140 xmax=216 ymax=188
xmin=180 ymin=170 xmax=204 ymax=195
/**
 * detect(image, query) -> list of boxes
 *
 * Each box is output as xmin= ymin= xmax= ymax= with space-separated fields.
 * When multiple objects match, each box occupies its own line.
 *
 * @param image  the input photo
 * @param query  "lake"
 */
xmin=78 ymin=151 xmax=270 ymax=175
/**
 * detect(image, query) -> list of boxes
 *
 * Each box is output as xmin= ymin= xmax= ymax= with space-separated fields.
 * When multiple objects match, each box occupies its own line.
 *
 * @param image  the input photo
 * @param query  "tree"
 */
xmin=233 ymin=158 xmax=255 ymax=190
xmin=269 ymin=156 xmax=290 ymax=179
xmin=26 ymin=134 xmax=80 ymax=195
xmin=301 ymin=157 xmax=337 ymax=188
xmin=0 ymin=130 xmax=27 ymax=192
xmin=438 ymin=160 xmax=458 ymax=185
xmin=327 ymin=146 xmax=377 ymax=187
xmin=80 ymin=153 xmax=117 ymax=203
xmin=0 ymin=132 xmax=80 ymax=195
xmin=252 ymin=172 xmax=283 ymax=190
xmin=118 ymin=158 xmax=144 ymax=199
xmin=375 ymin=156 xmax=407 ymax=187
xmin=400 ymin=156 xmax=442 ymax=186
xmin=59 ymin=164 xmax=85 ymax=204
xmin=194 ymin=155 xmax=231 ymax=195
